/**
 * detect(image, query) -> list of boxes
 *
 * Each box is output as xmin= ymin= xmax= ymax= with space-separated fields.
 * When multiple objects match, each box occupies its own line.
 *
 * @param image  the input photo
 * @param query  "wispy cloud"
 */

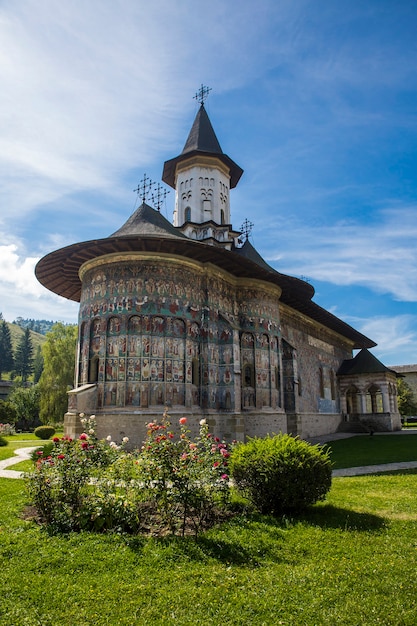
xmin=264 ymin=206 xmax=417 ymax=302
xmin=353 ymin=315 xmax=417 ymax=365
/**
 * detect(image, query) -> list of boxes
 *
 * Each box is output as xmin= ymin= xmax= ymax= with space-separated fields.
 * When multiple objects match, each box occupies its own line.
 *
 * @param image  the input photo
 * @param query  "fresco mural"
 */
xmin=77 ymin=260 xmax=282 ymax=412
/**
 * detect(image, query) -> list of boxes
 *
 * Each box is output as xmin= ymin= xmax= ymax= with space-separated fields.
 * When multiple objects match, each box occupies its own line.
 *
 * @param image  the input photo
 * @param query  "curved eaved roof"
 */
xmin=35 ymin=202 xmax=375 ymax=349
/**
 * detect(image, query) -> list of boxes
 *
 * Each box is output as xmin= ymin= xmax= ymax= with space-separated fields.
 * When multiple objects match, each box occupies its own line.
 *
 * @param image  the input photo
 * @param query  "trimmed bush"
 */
xmin=230 ymin=434 xmax=332 ymax=515
xmin=0 ymin=436 xmax=8 ymax=447
xmin=34 ymin=425 xmax=56 ymax=440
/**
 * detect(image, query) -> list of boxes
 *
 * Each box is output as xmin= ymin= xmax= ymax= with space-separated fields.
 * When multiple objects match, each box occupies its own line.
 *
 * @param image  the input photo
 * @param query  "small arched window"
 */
xmin=243 ymin=364 xmax=254 ymax=387
xmin=88 ymin=356 xmax=99 ymax=383
xmin=220 ymin=209 xmax=225 ymax=224
xmin=192 ymin=358 xmax=200 ymax=386
xmin=184 ymin=207 xmax=191 ymax=222
xmin=319 ymin=367 xmax=325 ymax=398
xmin=330 ymin=370 xmax=336 ymax=400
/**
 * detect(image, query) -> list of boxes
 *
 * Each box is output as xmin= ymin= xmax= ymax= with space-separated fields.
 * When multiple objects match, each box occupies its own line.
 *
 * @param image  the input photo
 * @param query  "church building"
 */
xmin=35 ymin=88 xmax=401 ymax=446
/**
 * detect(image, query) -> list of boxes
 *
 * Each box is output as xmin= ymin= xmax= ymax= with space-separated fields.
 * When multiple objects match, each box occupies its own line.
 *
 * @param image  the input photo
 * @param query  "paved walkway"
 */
xmin=0 ymin=447 xmax=38 ymax=479
xmin=2 ymin=434 xmax=417 ymax=479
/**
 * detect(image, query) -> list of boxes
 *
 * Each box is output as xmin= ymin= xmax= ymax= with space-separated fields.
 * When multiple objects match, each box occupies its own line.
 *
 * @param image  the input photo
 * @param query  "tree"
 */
xmin=0 ymin=399 xmax=17 ymax=425
xmin=38 ymin=323 xmax=78 ymax=424
xmin=8 ymin=385 xmax=40 ymax=430
xmin=14 ymin=327 xmax=34 ymax=382
xmin=397 ymin=378 xmax=417 ymax=417
xmin=33 ymin=345 xmax=44 ymax=383
xmin=0 ymin=320 xmax=14 ymax=380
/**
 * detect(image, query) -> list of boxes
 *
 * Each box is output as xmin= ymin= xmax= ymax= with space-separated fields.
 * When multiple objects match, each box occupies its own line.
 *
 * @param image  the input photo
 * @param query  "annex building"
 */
xmin=35 ymin=91 xmax=401 ymax=446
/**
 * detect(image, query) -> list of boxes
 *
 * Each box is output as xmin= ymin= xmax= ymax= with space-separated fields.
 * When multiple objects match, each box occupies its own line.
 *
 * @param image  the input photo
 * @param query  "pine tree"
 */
xmin=14 ymin=327 xmax=34 ymax=382
xmin=0 ymin=320 xmax=14 ymax=380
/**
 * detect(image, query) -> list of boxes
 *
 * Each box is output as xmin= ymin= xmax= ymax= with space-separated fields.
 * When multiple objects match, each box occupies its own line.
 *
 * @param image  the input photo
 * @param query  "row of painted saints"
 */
xmin=80 ymin=265 xmax=279 ymax=333
xmin=78 ymin=313 xmax=284 ymax=410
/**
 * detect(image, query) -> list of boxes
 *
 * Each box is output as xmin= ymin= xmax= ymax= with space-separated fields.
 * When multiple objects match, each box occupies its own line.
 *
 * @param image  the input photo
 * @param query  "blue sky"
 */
xmin=0 ymin=0 xmax=416 ymax=366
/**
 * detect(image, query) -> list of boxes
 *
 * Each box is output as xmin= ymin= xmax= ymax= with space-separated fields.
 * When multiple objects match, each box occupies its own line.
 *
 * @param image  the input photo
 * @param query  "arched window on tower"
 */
xmin=220 ymin=209 xmax=225 ymax=224
xmin=184 ymin=207 xmax=191 ymax=222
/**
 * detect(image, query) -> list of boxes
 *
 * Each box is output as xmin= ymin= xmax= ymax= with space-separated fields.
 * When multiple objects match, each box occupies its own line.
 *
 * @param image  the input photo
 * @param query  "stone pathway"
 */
xmin=0 ymin=447 xmax=38 ymax=479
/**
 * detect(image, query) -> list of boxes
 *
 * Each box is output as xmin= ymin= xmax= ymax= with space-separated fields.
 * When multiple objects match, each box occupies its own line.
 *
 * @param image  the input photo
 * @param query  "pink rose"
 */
xmin=79 ymin=433 xmax=88 ymax=441
xmin=179 ymin=417 xmax=187 ymax=425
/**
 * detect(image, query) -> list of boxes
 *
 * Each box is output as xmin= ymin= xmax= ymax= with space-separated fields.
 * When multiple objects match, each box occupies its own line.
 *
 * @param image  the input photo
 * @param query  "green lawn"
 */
xmin=0 ymin=434 xmax=40 ymax=462
xmin=326 ymin=433 xmax=417 ymax=469
xmin=1 ymin=469 xmax=417 ymax=625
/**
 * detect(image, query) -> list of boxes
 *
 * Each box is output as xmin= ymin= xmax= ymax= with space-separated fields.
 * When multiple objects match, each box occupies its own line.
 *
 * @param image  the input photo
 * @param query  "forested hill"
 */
xmin=12 ymin=318 xmax=58 ymax=336
xmin=7 ymin=322 xmax=47 ymax=352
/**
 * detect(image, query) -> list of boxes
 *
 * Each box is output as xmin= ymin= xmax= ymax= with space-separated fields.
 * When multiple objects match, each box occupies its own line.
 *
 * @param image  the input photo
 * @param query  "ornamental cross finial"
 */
xmin=133 ymin=173 xmax=156 ymax=203
xmin=194 ymin=84 xmax=212 ymax=106
xmin=151 ymin=182 xmax=170 ymax=212
xmin=240 ymin=218 xmax=254 ymax=240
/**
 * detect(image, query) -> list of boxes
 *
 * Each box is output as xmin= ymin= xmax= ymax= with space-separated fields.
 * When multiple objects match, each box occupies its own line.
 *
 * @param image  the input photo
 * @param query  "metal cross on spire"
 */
xmin=194 ymin=84 xmax=212 ymax=106
xmin=133 ymin=173 xmax=156 ymax=204
xmin=151 ymin=182 xmax=170 ymax=212
xmin=240 ymin=218 xmax=254 ymax=240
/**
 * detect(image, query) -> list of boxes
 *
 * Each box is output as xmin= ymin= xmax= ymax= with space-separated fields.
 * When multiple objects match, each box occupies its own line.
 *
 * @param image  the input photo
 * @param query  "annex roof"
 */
xmin=337 ymin=348 xmax=396 ymax=376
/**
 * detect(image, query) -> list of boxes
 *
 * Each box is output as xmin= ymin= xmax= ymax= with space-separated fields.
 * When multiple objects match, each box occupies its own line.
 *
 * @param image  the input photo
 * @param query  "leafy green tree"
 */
xmin=14 ymin=327 xmax=34 ymax=382
xmin=8 ymin=385 xmax=40 ymax=430
xmin=0 ymin=399 xmax=17 ymax=425
xmin=0 ymin=320 xmax=14 ymax=380
xmin=38 ymin=323 xmax=78 ymax=424
xmin=33 ymin=345 xmax=44 ymax=384
xmin=397 ymin=378 xmax=417 ymax=417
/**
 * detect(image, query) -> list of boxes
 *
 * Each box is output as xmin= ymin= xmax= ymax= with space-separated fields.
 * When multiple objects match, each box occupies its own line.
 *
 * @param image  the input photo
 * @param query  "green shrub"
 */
xmin=0 ymin=436 xmax=8 ymax=447
xmin=230 ymin=434 xmax=332 ymax=515
xmin=34 ymin=425 xmax=56 ymax=440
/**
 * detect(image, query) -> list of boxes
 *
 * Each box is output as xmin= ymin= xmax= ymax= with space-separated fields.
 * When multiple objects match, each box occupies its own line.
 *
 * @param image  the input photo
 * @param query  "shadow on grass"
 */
xmin=125 ymin=504 xmax=385 ymax=566
xmin=299 ymin=503 xmax=386 ymax=531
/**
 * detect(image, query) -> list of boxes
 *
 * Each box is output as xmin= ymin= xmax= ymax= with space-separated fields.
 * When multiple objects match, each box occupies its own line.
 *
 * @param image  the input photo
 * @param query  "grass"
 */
xmin=326 ymin=433 xmax=417 ymax=469
xmin=1 ymin=432 xmax=417 ymax=625
xmin=1 ymin=474 xmax=416 ymax=625
xmin=0 ymin=434 xmax=40 ymax=462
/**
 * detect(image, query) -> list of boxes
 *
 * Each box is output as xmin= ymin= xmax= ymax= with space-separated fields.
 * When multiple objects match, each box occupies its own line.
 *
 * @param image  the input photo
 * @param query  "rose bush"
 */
xmin=26 ymin=411 xmax=234 ymax=536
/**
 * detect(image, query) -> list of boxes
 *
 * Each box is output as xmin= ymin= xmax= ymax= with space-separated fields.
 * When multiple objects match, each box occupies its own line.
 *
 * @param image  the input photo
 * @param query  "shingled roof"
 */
xmin=110 ymin=202 xmax=186 ymax=239
xmin=337 ymin=349 xmax=397 ymax=376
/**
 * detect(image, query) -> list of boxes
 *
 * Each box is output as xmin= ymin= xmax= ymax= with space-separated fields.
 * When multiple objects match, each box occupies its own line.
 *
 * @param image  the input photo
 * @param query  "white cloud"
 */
xmin=355 ymin=315 xmax=417 ymax=366
xmin=265 ymin=206 xmax=417 ymax=302
xmin=0 ymin=244 xmax=78 ymax=323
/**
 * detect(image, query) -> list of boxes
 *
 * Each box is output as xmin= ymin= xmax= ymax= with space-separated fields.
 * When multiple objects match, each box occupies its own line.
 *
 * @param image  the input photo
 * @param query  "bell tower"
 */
xmin=162 ymin=86 xmax=243 ymax=249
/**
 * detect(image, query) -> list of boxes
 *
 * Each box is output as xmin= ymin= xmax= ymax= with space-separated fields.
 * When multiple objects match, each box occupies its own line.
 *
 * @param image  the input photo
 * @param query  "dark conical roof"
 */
xmin=182 ymin=104 xmax=223 ymax=154
xmin=111 ymin=202 xmax=186 ymax=239
xmin=337 ymin=349 xmax=397 ymax=376
xmin=162 ymin=104 xmax=243 ymax=189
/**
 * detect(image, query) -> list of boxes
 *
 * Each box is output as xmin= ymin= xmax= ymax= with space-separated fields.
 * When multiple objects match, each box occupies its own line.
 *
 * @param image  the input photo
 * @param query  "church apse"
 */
xmin=71 ymin=251 xmax=286 ymax=442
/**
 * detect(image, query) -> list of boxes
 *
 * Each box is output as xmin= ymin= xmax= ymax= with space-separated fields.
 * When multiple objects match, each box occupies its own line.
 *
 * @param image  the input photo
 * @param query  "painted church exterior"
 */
xmin=35 ymin=96 xmax=401 ymax=446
